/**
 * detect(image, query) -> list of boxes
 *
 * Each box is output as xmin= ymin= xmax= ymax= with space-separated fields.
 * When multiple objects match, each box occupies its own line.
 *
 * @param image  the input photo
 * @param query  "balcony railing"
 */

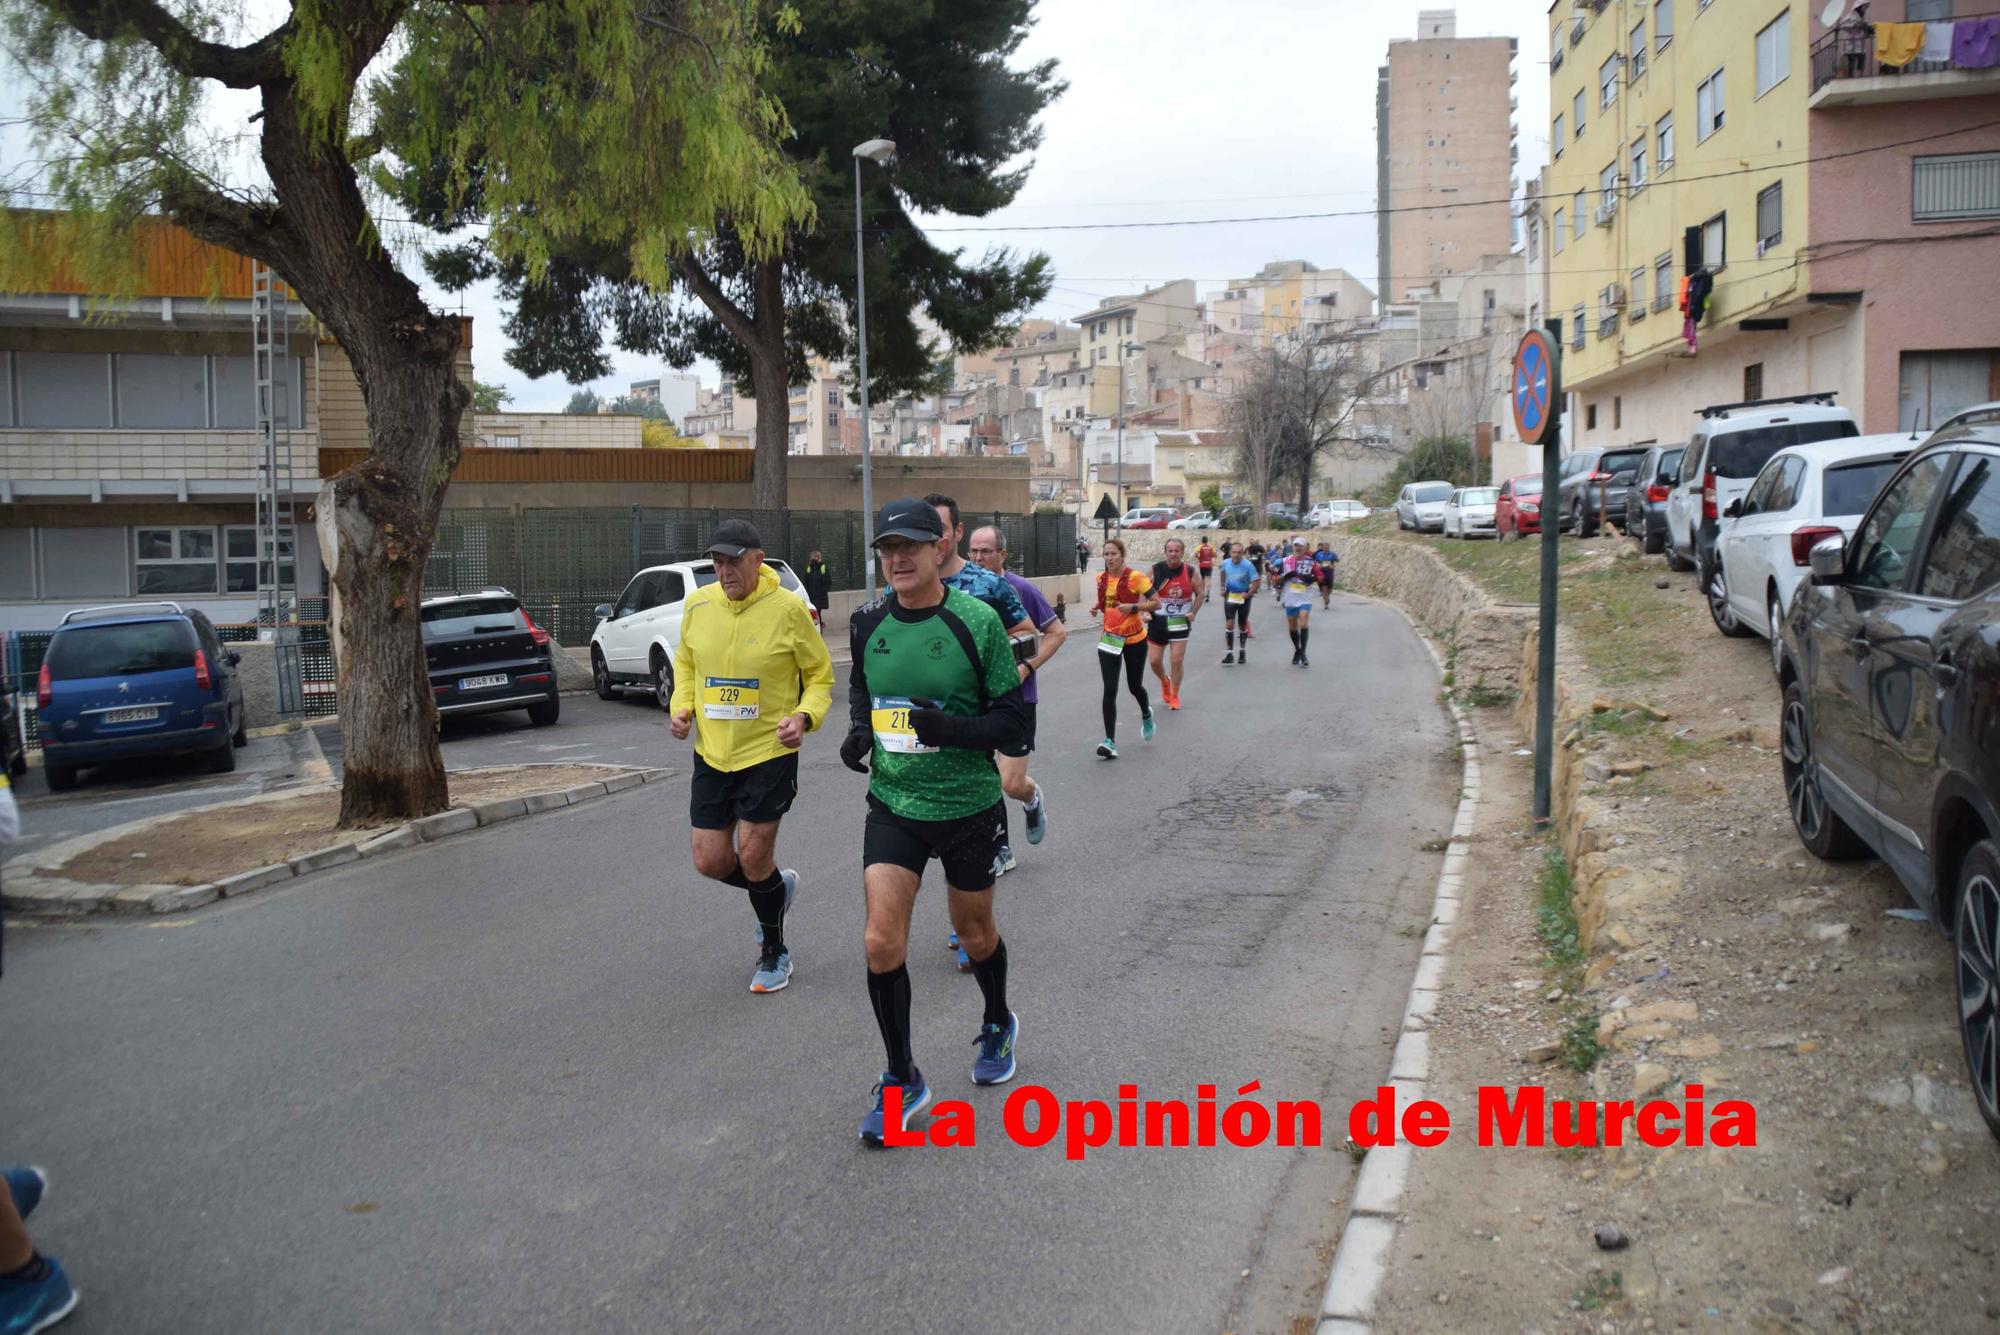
xmin=1810 ymin=15 xmax=1999 ymax=94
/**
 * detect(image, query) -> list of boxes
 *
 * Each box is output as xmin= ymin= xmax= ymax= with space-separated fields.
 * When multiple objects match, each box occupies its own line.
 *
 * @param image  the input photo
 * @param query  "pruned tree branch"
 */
xmin=40 ymin=0 xmax=289 ymax=87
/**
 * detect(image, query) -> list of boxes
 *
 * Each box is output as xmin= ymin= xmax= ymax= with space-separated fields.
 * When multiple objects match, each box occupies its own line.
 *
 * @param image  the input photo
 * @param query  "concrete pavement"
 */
xmin=1 ymin=592 xmax=1456 ymax=1334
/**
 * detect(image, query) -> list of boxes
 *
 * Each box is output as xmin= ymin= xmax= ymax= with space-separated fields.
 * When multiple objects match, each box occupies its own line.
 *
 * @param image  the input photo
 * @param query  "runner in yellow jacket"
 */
xmin=668 ymin=519 xmax=834 ymax=993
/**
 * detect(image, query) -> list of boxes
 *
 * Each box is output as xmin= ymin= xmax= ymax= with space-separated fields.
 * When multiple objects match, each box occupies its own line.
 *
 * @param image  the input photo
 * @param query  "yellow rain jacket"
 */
xmin=670 ymin=564 xmax=834 ymax=772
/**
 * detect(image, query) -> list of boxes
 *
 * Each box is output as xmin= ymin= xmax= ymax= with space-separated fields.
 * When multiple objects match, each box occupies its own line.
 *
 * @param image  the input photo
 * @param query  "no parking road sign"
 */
xmin=1511 ymin=328 xmax=1561 ymax=446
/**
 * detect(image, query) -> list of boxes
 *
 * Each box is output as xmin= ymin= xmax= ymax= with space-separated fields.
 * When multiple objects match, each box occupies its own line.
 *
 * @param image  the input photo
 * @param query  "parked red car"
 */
xmin=1495 ymin=474 xmax=1545 ymax=539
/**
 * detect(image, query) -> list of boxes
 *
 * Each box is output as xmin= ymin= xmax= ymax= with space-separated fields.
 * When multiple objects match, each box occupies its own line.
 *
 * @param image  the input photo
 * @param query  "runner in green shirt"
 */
xmin=841 ymin=498 xmax=1029 ymax=1145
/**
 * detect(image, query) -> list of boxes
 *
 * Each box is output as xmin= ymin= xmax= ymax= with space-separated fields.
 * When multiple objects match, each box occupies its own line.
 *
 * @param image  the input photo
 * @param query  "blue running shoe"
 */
xmin=1023 ymin=783 xmax=1047 ymax=845
xmin=1096 ymin=737 xmax=1118 ymax=760
xmin=955 ymin=944 xmax=973 ymax=973
xmin=859 ymin=1070 xmax=931 ymax=1147
xmin=1141 ymin=711 xmax=1156 ymax=742
xmin=947 ymin=928 xmax=960 ymax=952
xmin=749 ymin=946 xmax=793 ymax=994
xmin=753 ymin=869 xmax=799 ymax=945
xmin=0 ymin=1254 xmax=78 ymax=1335
xmin=3 ymin=1169 xmax=46 ymax=1222
xmin=992 ymin=845 xmax=1017 ymax=879
xmin=972 ymin=1011 xmax=1020 ymax=1085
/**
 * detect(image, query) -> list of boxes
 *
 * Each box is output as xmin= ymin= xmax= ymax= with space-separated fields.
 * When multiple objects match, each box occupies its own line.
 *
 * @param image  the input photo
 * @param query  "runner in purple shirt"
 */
xmin=970 ymin=525 xmax=1068 ymax=899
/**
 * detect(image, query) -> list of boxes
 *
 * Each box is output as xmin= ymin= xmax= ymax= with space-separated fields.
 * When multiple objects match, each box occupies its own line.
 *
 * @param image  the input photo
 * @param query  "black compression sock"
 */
xmin=1288 ymin=625 xmax=1300 ymax=649
xmin=747 ymin=870 xmax=787 ymax=954
xmin=867 ymin=964 xmax=916 ymax=1083
xmin=1225 ymin=629 xmax=1235 ymax=651
xmin=1299 ymin=627 xmax=1310 ymax=654
xmin=718 ymin=863 xmax=752 ymax=891
xmin=971 ymin=938 xmax=1010 ymax=1028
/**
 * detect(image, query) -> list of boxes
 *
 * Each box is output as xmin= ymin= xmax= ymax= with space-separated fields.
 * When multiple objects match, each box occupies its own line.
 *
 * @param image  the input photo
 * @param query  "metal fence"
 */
xmin=425 ymin=506 xmax=1078 ymax=646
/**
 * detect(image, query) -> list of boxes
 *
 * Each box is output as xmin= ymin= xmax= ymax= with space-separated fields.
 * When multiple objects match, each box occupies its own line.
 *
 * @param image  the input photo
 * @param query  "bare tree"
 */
xmin=1224 ymin=325 xmax=1375 ymax=515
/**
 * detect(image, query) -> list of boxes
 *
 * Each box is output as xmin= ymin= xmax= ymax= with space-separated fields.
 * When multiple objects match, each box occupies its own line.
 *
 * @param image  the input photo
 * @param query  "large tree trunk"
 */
xmin=748 ymin=257 xmax=789 ymax=511
xmin=175 ymin=83 xmax=464 ymax=827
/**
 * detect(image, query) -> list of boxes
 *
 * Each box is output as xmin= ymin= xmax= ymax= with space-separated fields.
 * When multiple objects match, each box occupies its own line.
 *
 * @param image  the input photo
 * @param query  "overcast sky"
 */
xmin=421 ymin=0 xmax=1551 ymax=411
xmin=5 ymin=0 xmax=1550 ymax=412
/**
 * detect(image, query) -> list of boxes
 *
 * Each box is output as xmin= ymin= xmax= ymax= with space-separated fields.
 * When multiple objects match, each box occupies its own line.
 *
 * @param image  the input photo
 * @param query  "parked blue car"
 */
xmin=35 ymin=602 xmax=247 ymax=791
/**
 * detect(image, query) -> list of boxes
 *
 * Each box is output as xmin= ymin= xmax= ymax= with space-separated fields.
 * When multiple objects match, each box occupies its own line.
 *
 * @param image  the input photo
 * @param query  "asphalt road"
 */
xmin=1 ymin=591 xmax=1457 ymax=1334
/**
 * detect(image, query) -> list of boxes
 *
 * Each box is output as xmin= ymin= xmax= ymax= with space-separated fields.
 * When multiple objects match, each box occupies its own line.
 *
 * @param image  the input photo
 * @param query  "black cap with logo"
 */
xmin=705 ymin=518 xmax=765 ymax=557
xmin=871 ymin=497 xmax=946 ymax=546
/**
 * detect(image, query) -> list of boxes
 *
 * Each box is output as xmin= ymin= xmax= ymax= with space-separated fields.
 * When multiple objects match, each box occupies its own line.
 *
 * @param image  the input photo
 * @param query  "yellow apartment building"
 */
xmin=1546 ymin=0 xmax=1850 ymax=448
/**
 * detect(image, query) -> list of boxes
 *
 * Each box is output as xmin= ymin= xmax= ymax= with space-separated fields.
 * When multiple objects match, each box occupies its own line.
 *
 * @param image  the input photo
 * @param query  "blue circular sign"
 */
xmin=1512 ymin=330 xmax=1559 ymax=445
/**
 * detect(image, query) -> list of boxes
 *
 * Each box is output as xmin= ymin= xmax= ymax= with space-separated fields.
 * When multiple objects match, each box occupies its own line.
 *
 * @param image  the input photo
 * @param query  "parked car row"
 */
xmin=1141 ymin=501 xmax=1376 ymax=530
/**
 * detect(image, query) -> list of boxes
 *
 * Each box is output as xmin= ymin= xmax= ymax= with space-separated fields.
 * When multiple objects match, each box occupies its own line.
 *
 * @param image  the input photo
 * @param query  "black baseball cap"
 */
xmin=871 ymin=497 xmax=946 ymax=546
xmin=705 ymin=518 xmax=764 ymax=556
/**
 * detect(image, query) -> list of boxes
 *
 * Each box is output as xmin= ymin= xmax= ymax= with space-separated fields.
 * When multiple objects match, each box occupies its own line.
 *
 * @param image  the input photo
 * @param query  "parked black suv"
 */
xmin=1624 ymin=445 xmax=1684 ymax=555
xmin=1557 ymin=446 xmax=1651 ymax=537
xmin=421 ymin=589 xmax=561 ymax=727
xmin=1777 ymin=425 xmax=2000 ymax=1136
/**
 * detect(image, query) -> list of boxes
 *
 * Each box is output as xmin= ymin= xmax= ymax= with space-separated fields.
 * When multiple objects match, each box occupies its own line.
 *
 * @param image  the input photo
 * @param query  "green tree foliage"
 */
xmin=0 ymin=0 xmax=810 ymax=824
xmin=390 ymin=0 xmax=1064 ymax=507
xmin=563 ymin=389 xmax=603 ymax=416
xmin=1199 ymin=484 xmax=1224 ymax=516
xmin=470 ymin=380 xmax=512 ymax=413
xmin=1374 ymin=437 xmax=1479 ymax=504
xmin=607 ymin=394 xmax=669 ymax=420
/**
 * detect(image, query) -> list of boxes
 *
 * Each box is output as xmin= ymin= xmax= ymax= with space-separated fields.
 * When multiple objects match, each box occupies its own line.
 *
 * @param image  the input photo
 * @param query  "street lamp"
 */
xmin=1114 ymin=339 xmax=1140 ymax=518
xmin=852 ymin=136 xmax=896 ymax=597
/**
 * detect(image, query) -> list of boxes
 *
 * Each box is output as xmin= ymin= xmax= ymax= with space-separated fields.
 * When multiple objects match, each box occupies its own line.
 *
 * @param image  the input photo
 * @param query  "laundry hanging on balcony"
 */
xmin=1953 ymin=16 xmax=2000 ymax=68
xmin=1919 ymin=21 xmax=1955 ymax=63
xmin=1874 ymin=21 xmax=1925 ymax=67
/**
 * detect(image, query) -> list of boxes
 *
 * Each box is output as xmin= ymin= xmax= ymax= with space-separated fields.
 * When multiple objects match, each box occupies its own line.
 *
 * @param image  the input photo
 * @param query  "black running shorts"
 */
xmin=863 ymin=794 xmax=1006 ymax=891
xmin=996 ymin=701 xmax=1037 ymax=758
xmin=689 ymin=752 xmax=799 ymax=829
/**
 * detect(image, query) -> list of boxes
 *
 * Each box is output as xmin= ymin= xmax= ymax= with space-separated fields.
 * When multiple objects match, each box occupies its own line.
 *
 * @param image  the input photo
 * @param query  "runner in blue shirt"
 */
xmin=1313 ymin=541 xmax=1339 ymax=609
xmin=1217 ymin=543 xmax=1260 ymax=665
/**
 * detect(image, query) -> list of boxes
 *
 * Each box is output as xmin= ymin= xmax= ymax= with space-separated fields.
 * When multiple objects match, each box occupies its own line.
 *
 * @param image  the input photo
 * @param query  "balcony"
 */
xmin=0 ymin=430 xmax=321 ymax=500
xmin=1810 ymin=16 xmax=2000 ymax=107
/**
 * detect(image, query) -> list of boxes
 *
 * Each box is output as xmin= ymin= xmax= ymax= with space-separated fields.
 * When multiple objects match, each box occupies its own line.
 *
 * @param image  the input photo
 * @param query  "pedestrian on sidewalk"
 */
xmin=1076 ymin=535 xmax=1091 ymax=573
xmin=801 ymin=549 xmax=833 ymax=630
xmin=667 ymin=519 xmax=835 ymax=994
xmin=0 ymin=774 xmax=82 ymax=1335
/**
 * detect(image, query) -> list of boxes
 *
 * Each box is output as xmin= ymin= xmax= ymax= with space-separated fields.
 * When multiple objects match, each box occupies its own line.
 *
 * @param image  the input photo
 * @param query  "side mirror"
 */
xmin=594 ymin=603 xmax=615 ymax=622
xmin=1724 ymin=499 xmax=1743 ymax=518
xmin=1808 ymin=536 xmax=1848 ymax=585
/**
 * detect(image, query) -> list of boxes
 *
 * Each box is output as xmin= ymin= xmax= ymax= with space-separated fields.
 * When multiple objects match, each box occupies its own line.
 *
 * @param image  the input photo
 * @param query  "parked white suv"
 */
xmin=1663 ymin=393 xmax=1860 ymax=576
xmin=590 ymin=557 xmax=814 ymax=706
xmin=1305 ymin=498 xmax=1370 ymax=526
xmin=1709 ymin=433 xmax=1915 ymax=672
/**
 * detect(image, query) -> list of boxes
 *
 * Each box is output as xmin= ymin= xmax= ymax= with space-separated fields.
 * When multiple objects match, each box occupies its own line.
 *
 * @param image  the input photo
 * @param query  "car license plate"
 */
xmin=459 ymin=673 xmax=509 ymax=691
xmin=104 ymin=707 xmax=159 ymax=724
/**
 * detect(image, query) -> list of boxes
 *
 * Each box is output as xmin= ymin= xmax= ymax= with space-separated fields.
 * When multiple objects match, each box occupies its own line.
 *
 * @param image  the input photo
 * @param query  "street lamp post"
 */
xmin=1114 ymin=339 xmax=1138 ymax=517
xmin=852 ymin=137 xmax=896 ymax=598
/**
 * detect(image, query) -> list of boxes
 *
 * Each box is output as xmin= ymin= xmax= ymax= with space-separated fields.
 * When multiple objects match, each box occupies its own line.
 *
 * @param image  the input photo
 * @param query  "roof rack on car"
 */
xmin=1697 ymin=392 xmax=1836 ymax=419
xmin=60 ymin=601 xmax=185 ymax=625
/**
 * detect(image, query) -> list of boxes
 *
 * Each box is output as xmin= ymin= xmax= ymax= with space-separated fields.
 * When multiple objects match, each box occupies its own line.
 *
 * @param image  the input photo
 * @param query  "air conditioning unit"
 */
xmin=1601 ymin=282 xmax=1627 ymax=311
xmin=1594 ymin=197 xmax=1619 ymax=226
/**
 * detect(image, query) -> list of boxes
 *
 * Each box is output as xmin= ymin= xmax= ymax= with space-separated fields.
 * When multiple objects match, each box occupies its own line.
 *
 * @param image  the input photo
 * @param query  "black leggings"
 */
xmin=1099 ymin=638 xmax=1150 ymax=738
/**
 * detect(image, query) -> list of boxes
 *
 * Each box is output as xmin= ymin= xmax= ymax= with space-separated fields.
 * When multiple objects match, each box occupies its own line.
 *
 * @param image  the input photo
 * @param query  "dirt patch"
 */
xmin=1372 ymin=529 xmax=2000 ymax=1332
xmin=50 ymin=765 xmax=627 ymax=888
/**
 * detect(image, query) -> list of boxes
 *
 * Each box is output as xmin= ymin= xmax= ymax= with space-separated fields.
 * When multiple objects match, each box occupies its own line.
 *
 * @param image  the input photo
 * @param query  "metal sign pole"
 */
xmin=1511 ymin=323 xmax=1564 ymax=825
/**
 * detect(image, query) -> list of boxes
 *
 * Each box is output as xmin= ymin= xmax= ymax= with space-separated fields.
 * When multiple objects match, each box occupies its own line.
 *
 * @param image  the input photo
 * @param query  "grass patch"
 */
xmin=1559 ymin=1012 xmax=1607 ymax=1073
xmin=1585 ymin=708 xmax=1649 ymax=739
xmin=1419 ymin=836 xmax=1451 ymax=852
xmin=1535 ymin=850 xmax=1585 ymax=988
xmin=1461 ymin=683 xmax=1516 ymax=709
xmin=1574 ymin=1270 xmax=1625 ymax=1312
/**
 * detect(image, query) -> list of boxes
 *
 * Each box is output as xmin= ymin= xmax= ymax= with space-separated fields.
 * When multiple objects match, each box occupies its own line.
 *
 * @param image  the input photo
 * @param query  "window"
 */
xmin=1614 ymin=397 xmax=1623 ymax=429
xmin=1631 ymin=135 xmax=1648 ymax=189
xmin=1572 ymin=305 xmax=1587 ymax=349
xmin=1914 ymin=153 xmax=2000 ymax=221
xmin=1599 ymin=161 xmax=1619 ymax=210
xmin=1587 ymin=403 xmax=1599 ymax=430
xmin=1631 ymin=268 xmax=1649 ymax=320
xmin=1655 ymin=254 xmax=1674 ymax=309
xmin=1697 ymin=69 xmax=1726 ymax=140
xmin=115 ymin=354 xmax=207 ymax=428
xmin=1919 ymin=455 xmax=2000 ymax=599
xmin=493 ymin=433 xmax=521 ymax=448
xmin=223 ymin=526 xmax=297 ymax=593
xmin=134 ymin=527 xmax=218 ymax=595
xmin=15 ymin=352 xmax=110 ymax=427
xmin=1529 ymin=219 xmax=1541 ymax=260
xmin=1655 ymin=0 xmax=1673 ymax=49
xmin=1756 ymin=182 xmax=1783 ymax=252
xmin=1600 ymin=54 xmax=1621 ymax=107
xmin=1852 ymin=454 xmax=1951 ymax=590
xmin=1553 ymin=112 xmax=1565 ymax=158
xmin=1824 ymin=458 xmax=1904 ymax=517
xmin=1657 ymin=112 xmax=1675 ymax=170
xmin=1574 ymin=190 xmax=1586 ymax=238
xmin=1574 ymin=89 xmax=1586 ymax=140
xmin=1755 ymin=12 xmax=1791 ymax=96
xmin=44 ymin=621 xmax=197 ymax=679
xmin=1908 ymin=0 xmax=1950 ymax=20
xmin=1632 ymin=19 xmax=1648 ymax=77
xmin=1702 ymin=212 xmax=1727 ymax=269
xmin=1745 ymin=362 xmax=1764 ymax=401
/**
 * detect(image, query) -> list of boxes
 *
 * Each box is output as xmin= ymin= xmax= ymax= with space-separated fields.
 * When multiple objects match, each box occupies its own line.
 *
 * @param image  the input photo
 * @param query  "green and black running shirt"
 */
xmin=848 ymin=586 xmax=1023 ymax=821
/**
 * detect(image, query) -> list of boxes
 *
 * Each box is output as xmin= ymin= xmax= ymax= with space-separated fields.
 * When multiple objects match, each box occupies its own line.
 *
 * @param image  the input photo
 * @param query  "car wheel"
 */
xmin=1664 ymin=527 xmax=1695 ymax=572
xmin=45 ymin=763 xmax=77 ymax=792
xmin=1706 ymin=563 xmax=1752 ymax=637
xmin=1780 ymin=681 xmax=1869 ymax=861
xmin=1952 ymin=841 xmax=2000 ymax=1140
xmin=1642 ymin=521 xmax=1664 ymax=556
xmin=528 ymin=696 xmax=561 ymax=727
xmin=1768 ymin=592 xmax=1786 ymax=680
xmin=592 ymin=649 xmax=618 ymax=702
xmin=233 ymin=707 xmax=249 ymax=748
xmin=652 ymin=651 xmax=674 ymax=712
xmin=208 ymin=737 xmax=238 ymax=773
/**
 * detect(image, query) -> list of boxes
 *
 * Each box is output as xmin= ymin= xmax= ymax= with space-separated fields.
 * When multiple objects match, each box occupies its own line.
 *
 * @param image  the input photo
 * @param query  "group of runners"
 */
xmin=662 ymin=497 xmax=1337 ymax=1145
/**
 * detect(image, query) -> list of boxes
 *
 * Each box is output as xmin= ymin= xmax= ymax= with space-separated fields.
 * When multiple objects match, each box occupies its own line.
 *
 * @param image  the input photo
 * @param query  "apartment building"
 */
xmin=1075 ymin=280 xmax=1200 ymax=369
xmin=1377 ymin=11 xmax=1521 ymax=301
xmin=475 ymin=413 xmax=641 ymax=450
xmin=628 ymin=372 xmax=700 ymax=429
xmin=786 ymin=357 xmax=850 ymax=456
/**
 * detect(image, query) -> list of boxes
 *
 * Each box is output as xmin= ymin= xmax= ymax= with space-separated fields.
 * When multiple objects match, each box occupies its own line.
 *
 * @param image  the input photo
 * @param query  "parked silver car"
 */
xmin=1442 ymin=486 xmax=1500 ymax=538
xmin=1394 ymin=481 xmax=1453 ymax=532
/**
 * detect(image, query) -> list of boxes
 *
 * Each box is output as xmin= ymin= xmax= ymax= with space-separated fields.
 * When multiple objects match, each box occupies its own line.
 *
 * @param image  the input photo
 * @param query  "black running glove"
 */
xmin=906 ymin=698 xmax=967 ymax=749
xmin=839 ymin=725 xmax=873 ymax=773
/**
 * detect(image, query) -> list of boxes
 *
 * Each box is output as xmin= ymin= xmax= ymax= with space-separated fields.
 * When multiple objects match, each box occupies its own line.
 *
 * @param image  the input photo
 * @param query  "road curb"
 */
xmin=1316 ymin=600 xmax=1479 ymax=1334
xmin=1 ymin=764 xmax=673 ymax=920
